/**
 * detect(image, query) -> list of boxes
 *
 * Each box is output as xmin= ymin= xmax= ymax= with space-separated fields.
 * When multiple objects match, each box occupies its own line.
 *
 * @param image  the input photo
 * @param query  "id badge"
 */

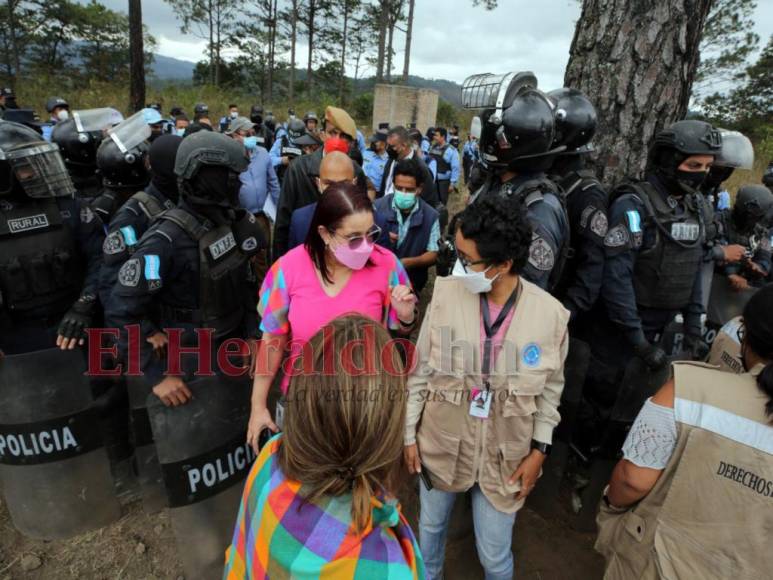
xmin=469 ymin=387 xmax=492 ymax=419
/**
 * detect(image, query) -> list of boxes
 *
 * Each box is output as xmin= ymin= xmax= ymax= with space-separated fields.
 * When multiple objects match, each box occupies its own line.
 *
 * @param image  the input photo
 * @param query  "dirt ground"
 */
xmin=0 ymin=183 xmax=604 ymax=579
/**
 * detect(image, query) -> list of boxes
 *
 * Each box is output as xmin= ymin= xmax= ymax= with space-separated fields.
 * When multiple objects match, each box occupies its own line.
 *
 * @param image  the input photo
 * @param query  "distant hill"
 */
xmin=149 ymin=53 xmax=464 ymax=105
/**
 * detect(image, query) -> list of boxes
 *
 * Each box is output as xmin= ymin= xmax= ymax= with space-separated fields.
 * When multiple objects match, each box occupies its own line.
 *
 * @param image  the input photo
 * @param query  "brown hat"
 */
xmin=324 ymin=106 xmax=357 ymax=141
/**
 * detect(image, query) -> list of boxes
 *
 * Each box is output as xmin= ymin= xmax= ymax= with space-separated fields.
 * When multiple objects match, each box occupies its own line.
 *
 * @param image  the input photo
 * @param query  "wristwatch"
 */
xmin=530 ymin=440 xmax=551 ymax=456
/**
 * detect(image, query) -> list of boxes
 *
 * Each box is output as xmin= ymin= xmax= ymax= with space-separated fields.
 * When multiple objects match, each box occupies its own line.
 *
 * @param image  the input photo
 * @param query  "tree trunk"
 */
xmin=266 ymin=0 xmax=278 ymax=102
xmin=289 ymin=0 xmax=297 ymax=106
xmin=401 ymin=0 xmax=414 ymax=82
xmin=338 ymin=1 xmax=349 ymax=104
xmin=306 ymin=0 xmax=315 ymax=95
xmin=6 ymin=0 xmax=22 ymax=82
xmin=215 ymin=1 xmax=222 ymax=86
xmin=565 ymin=0 xmax=713 ymax=186
xmin=375 ymin=1 xmax=387 ymax=82
xmin=209 ymin=0 xmax=215 ymax=85
xmin=386 ymin=14 xmax=394 ymax=82
xmin=128 ymin=0 xmax=145 ymax=112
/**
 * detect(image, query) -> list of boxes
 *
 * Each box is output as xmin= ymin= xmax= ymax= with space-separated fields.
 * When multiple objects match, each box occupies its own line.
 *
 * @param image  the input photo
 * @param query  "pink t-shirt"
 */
xmin=258 ymin=244 xmax=411 ymax=393
xmin=479 ymin=299 xmax=516 ymax=375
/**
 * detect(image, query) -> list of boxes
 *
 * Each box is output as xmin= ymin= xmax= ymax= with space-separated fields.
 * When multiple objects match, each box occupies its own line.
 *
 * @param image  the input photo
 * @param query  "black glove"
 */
xmin=684 ymin=334 xmax=710 ymax=361
xmin=57 ymin=294 xmax=98 ymax=341
xmin=633 ymin=342 xmax=668 ymax=371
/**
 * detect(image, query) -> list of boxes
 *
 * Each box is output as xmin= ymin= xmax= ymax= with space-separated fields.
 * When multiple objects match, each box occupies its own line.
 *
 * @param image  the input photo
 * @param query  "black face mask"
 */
xmin=386 ymin=145 xmax=399 ymax=160
xmin=675 ymin=169 xmax=708 ymax=194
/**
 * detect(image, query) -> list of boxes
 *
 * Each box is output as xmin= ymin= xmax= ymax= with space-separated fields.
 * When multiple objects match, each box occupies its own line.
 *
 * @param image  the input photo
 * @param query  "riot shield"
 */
xmin=707 ymin=273 xmax=757 ymax=328
xmin=127 ymin=375 xmax=167 ymax=513
xmin=148 ymin=375 xmax=254 ymax=580
xmin=0 ymin=348 xmax=121 ymax=539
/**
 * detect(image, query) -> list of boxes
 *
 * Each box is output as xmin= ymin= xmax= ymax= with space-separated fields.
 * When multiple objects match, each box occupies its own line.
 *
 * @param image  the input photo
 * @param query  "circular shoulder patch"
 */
xmin=522 ymin=343 xmax=542 ymax=368
xmin=590 ymin=210 xmax=609 ymax=237
xmin=604 ymin=224 xmax=629 ymax=248
xmin=528 ymin=236 xmax=555 ymax=271
xmin=103 ymin=230 xmax=126 ymax=255
xmin=118 ymin=257 xmax=141 ymax=287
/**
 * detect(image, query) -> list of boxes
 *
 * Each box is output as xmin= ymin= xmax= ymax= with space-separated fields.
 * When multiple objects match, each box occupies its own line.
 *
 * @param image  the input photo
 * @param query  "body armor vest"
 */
xmin=157 ymin=208 xmax=247 ymax=337
xmin=429 ymin=144 xmax=451 ymax=175
xmin=628 ymin=182 xmax=704 ymax=310
xmin=0 ymin=198 xmax=83 ymax=318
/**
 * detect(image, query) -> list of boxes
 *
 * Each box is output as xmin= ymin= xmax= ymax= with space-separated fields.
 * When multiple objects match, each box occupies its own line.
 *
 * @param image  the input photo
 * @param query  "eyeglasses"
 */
xmin=458 ymin=254 xmax=487 ymax=272
xmin=331 ymin=225 xmax=382 ymax=249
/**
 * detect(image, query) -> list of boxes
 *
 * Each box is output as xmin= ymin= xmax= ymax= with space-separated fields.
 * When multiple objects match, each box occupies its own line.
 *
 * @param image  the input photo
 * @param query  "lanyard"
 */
xmin=480 ymin=283 xmax=520 ymax=390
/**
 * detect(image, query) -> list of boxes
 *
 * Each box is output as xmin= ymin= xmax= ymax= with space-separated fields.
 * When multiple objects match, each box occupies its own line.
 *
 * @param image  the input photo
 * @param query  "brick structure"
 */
xmin=372 ymin=84 xmax=438 ymax=133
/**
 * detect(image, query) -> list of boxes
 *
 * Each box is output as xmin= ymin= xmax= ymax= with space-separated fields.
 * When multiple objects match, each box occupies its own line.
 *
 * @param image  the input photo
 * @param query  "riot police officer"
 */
xmin=547 ymin=88 xmax=608 ymax=322
xmin=707 ymin=184 xmax=773 ymax=326
xmin=249 ymin=104 xmax=274 ymax=150
xmin=105 ymin=131 xmax=264 ymax=406
xmin=51 ymin=107 xmax=122 ymax=199
xmin=91 ymin=110 xmax=152 ymax=224
xmin=0 ymin=120 xmax=104 ymax=355
xmin=303 ymin=111 xmax=319 ymax=134
xmin=578 ymin=120 xmax=722 ymax=456
xmin=99 ymin=134 xmax=182 ymax=312
xmin=464 ymin=71 xmax=570 ymax=291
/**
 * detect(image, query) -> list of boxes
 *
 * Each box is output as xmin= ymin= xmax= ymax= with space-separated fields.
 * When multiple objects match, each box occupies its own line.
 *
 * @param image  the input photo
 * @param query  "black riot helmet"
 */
xmin=463 ymin=71 xmax=563 ymax=171
xmin=96 ymin=110 xmax=152 ymax=190
xmin=264 ymin=110 xmax=276 ymax=132
xmin=733 ymin=184 xmax=773 ymax=232
xmin=51 ymin=108 xmax=122 ymax=176
xmin=148 ymin=134 xmax=182 ymax=203
xmin=174 ymin=130 xmax=249 ymax=209
xmin=250 ymin=104 xmax=264 ymax=125
xmin=548 ymin=87 xmax=597 ymax=154
xmin=0 ymin=120 xmax=76 ymax=198
xmin=287 ymin=118 xmax=306 ymax=142
xmin=194 ymin=102 xmax=209 ymax=116
xmin=648 ymin=120 xmax=722 ymax=194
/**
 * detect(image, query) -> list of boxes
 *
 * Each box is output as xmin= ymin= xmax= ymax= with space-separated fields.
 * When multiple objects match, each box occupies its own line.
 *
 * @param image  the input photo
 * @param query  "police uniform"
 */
xmin=0 ymin=195 xmax=104 ymax=354
xmin=552 ymin=169 xmax=609 ymax=321
xmin=471 ymin=173 xmax=570 ymax=292
xmin=363 ymin=149 xmax=389 ymax=192
xmin=429 ymin=142 xmax=460 ymax=205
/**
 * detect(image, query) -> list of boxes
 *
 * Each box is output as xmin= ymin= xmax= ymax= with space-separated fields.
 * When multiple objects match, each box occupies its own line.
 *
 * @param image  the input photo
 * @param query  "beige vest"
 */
xmin=415 ymin=276 xmax=568 ymax=513
xmin=707 ymin=316 xmax=744 ymax=374
xmin=596 ymin=362 xmax=773 ymax=579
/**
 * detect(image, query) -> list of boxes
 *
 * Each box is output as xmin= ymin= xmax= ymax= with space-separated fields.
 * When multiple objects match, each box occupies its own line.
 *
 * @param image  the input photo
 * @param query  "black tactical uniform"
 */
xmin=0 ymin=121 xmax=104 ymax=354
xmin=105 ymin=131 xmax=264 ymax=387
xmin=249 ymin=105 xmax=275 ymax=151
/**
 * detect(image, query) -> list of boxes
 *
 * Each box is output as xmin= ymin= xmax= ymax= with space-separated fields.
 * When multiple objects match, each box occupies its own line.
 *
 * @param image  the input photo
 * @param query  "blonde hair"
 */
xmin=278 ymin=314 xmax=406 ymax=533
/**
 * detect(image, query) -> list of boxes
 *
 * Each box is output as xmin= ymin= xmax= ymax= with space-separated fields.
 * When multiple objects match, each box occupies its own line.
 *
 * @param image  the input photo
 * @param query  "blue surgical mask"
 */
xmin=243 ymin=136 xmax=258 ymax=151
xmin=174 ymin=128 xmax=186 ymax=137
xmin=394 ymin=189 xmax=417 ymax=210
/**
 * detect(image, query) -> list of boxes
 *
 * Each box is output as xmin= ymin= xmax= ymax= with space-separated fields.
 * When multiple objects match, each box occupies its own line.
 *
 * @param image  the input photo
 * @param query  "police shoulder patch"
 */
xmin=118 ymin=258 xmax=141 ymax=287
xmin=590 ymin=210 xmax=609 ymax=237
xmin=528 ymin=234 xmax=555 ymax=271
xmin=580 ymin=205 xmax=596 ymax=229
xmin=604 ymin=224 xmax=630 ymax=248
xmin=80 ymin=205 xmax=96 ymax=224
xmin=103 ymin=230 xmax=126 ymax=255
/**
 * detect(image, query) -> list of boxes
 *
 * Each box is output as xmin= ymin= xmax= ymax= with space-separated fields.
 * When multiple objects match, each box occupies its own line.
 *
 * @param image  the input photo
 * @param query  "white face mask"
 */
xmin=451 ymin=258 xmax=499 ymax=294
xmin=230 ymin=111 xmax=238 ymax=119
xmin=56 ymin=109 xmax=69 ymax=122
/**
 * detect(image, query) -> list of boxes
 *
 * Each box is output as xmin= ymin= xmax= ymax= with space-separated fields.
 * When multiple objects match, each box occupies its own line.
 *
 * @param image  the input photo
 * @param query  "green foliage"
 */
xmin=436 ymin=99 xmax=459 ymax=127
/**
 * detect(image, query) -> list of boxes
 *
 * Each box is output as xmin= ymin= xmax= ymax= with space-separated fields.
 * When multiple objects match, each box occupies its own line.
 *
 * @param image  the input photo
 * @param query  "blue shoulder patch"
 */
xmin=120 ymin=225 xmax=138 ymax=246
xmin=144 ymin=254 xmax=161 ymax=280
xmin=625 ymin=210 xmax=642 ymax=233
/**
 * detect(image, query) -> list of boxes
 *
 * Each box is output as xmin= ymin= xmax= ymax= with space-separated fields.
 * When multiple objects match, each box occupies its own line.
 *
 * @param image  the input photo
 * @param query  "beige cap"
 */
xmin=324 ymin=106 xmax=357 ymax=140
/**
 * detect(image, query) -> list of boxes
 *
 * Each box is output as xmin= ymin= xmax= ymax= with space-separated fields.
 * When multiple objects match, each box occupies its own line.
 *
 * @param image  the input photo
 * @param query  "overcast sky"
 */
xmin=90 ymin=0 xmax=771 ymax=91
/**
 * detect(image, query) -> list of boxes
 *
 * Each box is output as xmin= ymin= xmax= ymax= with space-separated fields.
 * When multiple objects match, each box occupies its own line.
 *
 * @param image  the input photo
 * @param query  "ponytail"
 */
xmin=756 ymin=362 xmax=773 ymax=419
xmin=350 ymin=474 xmax=374 ymax=534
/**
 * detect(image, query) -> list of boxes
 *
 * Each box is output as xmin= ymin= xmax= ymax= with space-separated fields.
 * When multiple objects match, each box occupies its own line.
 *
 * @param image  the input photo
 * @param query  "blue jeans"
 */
xmin=419 ymin=483 xmax=516 ymax=580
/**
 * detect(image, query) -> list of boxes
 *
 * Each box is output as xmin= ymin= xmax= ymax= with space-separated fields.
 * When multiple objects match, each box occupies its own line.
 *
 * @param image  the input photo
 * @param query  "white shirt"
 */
xmin=385 ymin=148 xmax=416 ymax=196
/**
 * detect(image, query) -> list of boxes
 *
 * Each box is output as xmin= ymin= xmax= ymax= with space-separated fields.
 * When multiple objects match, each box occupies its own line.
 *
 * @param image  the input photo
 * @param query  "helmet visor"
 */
xmin=73 ymin=108 xmax=124 ymax=134
xmin=107 ymin=110 xmax=151 ymax=154
xmin=715 ymin=130 xmax=754 ymax=170
xmin=461 ymin=71 xmax=538 ymax=110
xmin=7 ymin=142 xmax=76 ymax=198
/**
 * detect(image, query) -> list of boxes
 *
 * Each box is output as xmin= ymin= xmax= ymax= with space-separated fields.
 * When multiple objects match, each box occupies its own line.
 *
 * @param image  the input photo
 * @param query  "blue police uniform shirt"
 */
xmin=363 ymin=150 xmax=389 ymax=192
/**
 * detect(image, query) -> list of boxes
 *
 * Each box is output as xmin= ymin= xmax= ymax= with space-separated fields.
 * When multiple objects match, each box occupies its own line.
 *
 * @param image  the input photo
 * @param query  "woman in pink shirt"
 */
xmin=247 ymin=181 xmax=417 ymax=450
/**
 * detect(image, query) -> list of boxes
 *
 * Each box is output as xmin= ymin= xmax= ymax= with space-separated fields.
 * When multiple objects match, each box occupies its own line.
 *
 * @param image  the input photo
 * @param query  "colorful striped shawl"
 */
xmin=224 ymin=435 xmax=426 ymax=579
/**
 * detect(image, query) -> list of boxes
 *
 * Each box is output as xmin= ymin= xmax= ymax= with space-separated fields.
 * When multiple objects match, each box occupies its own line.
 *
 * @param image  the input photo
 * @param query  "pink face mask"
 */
xmin=332 ymin=238 xmax=374 ymax=270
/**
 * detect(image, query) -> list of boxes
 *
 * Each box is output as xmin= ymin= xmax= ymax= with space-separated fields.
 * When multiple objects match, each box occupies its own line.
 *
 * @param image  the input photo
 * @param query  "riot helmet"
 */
xmin=148 ymin=134 xmax=183 ymax=203
xmin=250 ymin=104 xmax=264 ymax=125
xmin=703 ymin=129 xmax=755 ymax=193
xmin=648 ymin=120 xmax=722 ymax=195
xmin=96 ymin=110 xmax=152 ymax=190
xmin=51 ymin=108 xmax=122 ymax=175
xmin=264 ymin=111 xmax=276 ymax=132
xmin=0 ymin=120 xmax=76 ymax=198
xmin=45 ymin=96 xmax=69 ymax=114
xmin=733 ymin=184 xmax=773 ymax=232
xmin=194 ymin=103 xmax=209 ymax=116
xmin=174 ymin=130 xmax=248 ymax=209
xmin=463 ymin=71 xmax=562 ymax=170
xmin=287 ymin=118 xmax=306 ymax=142
xmin=548 ymin=87 xmax=597 ymax=154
